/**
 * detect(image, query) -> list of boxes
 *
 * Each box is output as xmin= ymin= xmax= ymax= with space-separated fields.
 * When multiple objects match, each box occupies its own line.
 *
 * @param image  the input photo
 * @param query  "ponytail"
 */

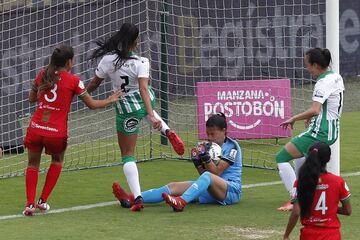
xmin=90 ymin=22 xmax=139 ymax=69
xmin=305 ymin=48 xmax=332 ymax=69
xmin=38 ymin=45 xmax=74 ymax=94
xmin=297 ymin=142 xmax=331 ymax=218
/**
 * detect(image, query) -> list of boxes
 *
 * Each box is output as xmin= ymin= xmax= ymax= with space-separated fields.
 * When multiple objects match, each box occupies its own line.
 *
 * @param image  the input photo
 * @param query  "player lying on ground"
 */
xmin=87 ymin=22 xmax=185 ymax=211
xmin=113 ymin=113 xmax=242 ymax=212
xmin=276 ymin=48 xmax=345 ymax=211
xmin=283 ymin=142 xmax=351 ymax=240
xmin=23 ymin=45 xmax=122 ymax=216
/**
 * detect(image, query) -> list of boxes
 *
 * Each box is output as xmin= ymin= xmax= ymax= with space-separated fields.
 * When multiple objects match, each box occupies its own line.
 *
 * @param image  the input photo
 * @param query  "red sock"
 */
xmin=26 ymin=166 xmax=39 ymax=206
xmin=40 ymin=163 xmax=62 ymax=202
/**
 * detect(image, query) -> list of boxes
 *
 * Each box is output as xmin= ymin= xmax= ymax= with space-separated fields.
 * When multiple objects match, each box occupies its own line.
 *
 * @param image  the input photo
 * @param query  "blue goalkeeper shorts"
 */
xmin=198 ymin=180 xmax=241 ymax=205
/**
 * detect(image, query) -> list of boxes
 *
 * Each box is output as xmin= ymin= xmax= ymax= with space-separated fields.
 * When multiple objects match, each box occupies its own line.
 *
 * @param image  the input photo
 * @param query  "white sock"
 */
xmin=294 ymin=157 xmax=306 ymax=178
xmin=123 ymin=162 xmax=141 ymax=198
xmin=278 ymin=162 xmax=297 ymax=197
xmin=146 ymin=110 xmax=170 ymax=135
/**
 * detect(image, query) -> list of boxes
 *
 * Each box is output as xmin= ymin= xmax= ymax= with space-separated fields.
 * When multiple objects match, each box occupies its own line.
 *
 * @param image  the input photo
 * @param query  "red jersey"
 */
xmin=293 ymin=173 xmax=351 ymax=229
xmin=28 ymin=70 xmax=87 ymax=137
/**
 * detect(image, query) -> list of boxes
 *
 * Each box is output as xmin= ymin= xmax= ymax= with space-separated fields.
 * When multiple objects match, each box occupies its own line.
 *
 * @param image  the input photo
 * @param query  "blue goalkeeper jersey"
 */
xmin=220 ymin=137 xmax=242 ymax=192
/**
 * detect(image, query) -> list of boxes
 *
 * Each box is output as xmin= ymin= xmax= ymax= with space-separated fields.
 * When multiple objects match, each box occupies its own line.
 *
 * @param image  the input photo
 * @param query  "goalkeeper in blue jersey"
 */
xmin=112 ymin=113 xmax=242 ymax=211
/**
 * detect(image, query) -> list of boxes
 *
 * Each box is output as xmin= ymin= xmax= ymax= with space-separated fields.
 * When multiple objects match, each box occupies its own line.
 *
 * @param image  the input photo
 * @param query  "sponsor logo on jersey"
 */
xmin=31 ymin=121 xmax=59 ymax=132
xmin=229 ymin=149 xmax=237 ymax=160
xmin=123 ymin=117 xmax=139 ymax=132
xmin=314 ymin=90 xmax=324 ymax=98
xmin=78 ymin=80 xmax=85 ymax=89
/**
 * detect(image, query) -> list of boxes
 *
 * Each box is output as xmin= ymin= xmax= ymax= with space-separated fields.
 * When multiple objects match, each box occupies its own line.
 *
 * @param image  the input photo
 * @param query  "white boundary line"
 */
xmin=1 ymin=171 xmax=359 ymax=221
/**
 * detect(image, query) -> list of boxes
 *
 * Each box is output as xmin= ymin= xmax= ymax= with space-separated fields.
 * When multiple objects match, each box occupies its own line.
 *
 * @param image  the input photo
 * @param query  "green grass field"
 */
xmin=0 ymin=112 xmax=359 ymax=239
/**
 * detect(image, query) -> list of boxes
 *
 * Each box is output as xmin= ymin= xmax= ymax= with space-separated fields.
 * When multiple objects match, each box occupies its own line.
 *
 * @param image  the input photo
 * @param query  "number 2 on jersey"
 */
xmin=120 ymin=76 xmax=130 ymax=93
xmin=315 ymin=191 xmax=328 ymax=215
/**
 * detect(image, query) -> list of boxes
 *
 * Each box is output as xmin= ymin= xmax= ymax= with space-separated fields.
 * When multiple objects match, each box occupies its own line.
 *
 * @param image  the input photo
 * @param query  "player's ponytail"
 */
xmin=297 ymin=142 xmax=331 ymax=218
xmin=90 ymin=22 xmax=139 ymax=69
xmin=39 ymin=45 xmax=74 ymax=94
xmin=305 ymin=48 xmax=332 ymax=69
xmin=206 ymin=112 xmax=227 ymax=131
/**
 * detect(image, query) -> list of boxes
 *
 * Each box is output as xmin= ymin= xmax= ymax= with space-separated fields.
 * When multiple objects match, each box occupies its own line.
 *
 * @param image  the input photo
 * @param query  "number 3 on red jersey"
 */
xmin=45 ymin=83 xmax=58 ymax=102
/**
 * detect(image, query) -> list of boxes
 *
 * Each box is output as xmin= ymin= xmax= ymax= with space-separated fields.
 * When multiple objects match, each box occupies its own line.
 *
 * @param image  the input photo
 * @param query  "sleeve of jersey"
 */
xmin=339 ymin=178 xmax=351 ymax=203
xmin=312 ymin=80 xmax=332 ymax=104
xmin=95 ymin=58 xmax=108 ymax=79
xmin=220 ymin=146 xmax=237 ymax=165
xmin=137 ymin=58 xmax=150 ymax=79
xmin=74 ymin=77 xmax=88 ymax=97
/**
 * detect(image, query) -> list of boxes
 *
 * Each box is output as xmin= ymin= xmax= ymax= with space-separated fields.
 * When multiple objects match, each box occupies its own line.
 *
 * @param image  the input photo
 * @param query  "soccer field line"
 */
xmin=1 ymin=171 xmax=359 ymax=221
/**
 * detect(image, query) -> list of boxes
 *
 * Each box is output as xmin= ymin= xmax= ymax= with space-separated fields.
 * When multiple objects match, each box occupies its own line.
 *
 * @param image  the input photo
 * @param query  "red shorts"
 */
xmin=24 ymin=130 xmax=67 ymax=155
xmin=300 ymin=226 xmax=341 ymax=240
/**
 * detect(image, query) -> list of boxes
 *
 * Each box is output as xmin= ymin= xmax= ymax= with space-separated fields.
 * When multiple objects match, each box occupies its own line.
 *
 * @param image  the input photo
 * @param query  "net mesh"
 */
xmin=0 ymin=0 xmax=326 ymax=178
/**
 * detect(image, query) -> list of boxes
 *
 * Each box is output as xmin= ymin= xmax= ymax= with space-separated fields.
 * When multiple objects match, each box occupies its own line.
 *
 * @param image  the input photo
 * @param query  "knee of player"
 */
xmin=199 ymin=171 xmax=212 ymax=183
xmin=276 ymin=148 xmax=293 ymax=163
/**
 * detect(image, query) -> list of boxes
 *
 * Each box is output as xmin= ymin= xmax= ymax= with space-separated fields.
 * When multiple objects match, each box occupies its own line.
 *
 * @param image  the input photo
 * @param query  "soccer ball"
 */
xmin=208 ymin=142 xmax=222 ymax=165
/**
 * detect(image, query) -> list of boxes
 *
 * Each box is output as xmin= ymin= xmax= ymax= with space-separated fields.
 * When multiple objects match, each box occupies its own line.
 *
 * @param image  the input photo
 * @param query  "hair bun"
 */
xmin=216 ymin=112 xmax=226 ymax=119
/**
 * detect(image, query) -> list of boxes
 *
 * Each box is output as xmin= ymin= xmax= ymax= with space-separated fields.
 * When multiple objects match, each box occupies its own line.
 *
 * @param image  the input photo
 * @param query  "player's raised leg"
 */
xmin=276 ymin=142 xmax=302 ymax=211
xmin=147 ymin=110 xmax=185 ymax=156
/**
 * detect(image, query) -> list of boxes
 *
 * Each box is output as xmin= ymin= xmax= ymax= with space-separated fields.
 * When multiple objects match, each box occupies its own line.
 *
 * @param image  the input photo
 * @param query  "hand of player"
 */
xmin=199 ymin=152 xmax=211 ymax=164
xmin=147 ymin=115 xmax=162 ymax=131
xmin=191 ymin=148 xmax=202 ymax=167
xmin=283 ymin=235 xmax=290 ymax=240
xmin=304 ymin=118 xmax=311 ymax=128
xmin=280 ymin=118 xmax=295 ymax=130
xmin=108 ymin=90 xmax=123 ymax=103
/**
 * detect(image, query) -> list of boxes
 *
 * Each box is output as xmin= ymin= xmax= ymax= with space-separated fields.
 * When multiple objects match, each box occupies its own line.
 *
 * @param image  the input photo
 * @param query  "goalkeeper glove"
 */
xmin=191 ymin=148 xmax=202 ymax=167
xmin=198 ymin=142 xmax=212 ymax=164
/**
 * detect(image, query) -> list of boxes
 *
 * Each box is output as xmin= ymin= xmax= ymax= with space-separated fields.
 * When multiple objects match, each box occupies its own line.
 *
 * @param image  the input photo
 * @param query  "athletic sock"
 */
xmin=181 ymin=171 xmax=212 ymax=203
xmin=142 ymin=185 xmax=170 ymax=203
xmin=40 ymin=163 xmax=62 ymax=202
xmin=123 ymin=161 xmax=141 ymax=198
xmin=25 ymin=166 xmax=39 ymax=206
xmin=152 ymin=110 xmax=170 ymax=135
xmin=294 ymin=157 xmax=306 ymax=177
xmin=278 ymin=162 xmax=297 ymax=197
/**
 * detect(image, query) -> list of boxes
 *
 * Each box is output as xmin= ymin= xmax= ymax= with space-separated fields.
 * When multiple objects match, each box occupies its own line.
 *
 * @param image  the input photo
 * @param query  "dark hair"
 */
xmin=206 ymin=113 xmax=227 ymax=130
xmin=39 ymin=45 xmax=74 ymax=93
xmin=305 ymin=48 xmax=331 ymax=69
xmin=90 ymin=22 xmax=139 ymax=68
xmin=297 ymin=142 xmax=331 ymax=218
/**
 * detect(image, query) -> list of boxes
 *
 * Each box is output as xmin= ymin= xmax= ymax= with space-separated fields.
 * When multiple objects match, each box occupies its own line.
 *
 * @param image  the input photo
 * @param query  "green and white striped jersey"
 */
xmin=95 ymin=53 xmax=155 ymax=114
xmin=308 ymin=70 xmax=344 ymax=142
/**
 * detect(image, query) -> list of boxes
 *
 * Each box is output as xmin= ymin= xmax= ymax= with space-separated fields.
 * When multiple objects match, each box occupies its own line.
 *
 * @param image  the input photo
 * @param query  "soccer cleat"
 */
xmin=162 ymin=192 xmax=186 ymax=212
xmin=277 ymin=200 xmax=293 ymax=211
xmin=166 ymin=129 xmax=185 ymax=156
xmin=36 ymin=198 xmax=50 ymax=212
xmin=22 ymin=204 xmax=36 ymax=216
xmin=112 ymin=182 xmax=134 ymax=208
xmin=130 ymin=196 xmax=145 ymax=212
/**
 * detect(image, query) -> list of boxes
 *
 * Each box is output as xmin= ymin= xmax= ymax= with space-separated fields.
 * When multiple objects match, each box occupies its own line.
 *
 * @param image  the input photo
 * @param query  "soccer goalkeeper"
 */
xmin=113 ymin=113 xmax=242 ymax=212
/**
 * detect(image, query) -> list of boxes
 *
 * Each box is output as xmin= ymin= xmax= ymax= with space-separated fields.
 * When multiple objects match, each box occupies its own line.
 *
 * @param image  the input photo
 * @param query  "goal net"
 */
xmin=0 ymin=0 xmax=326 ymax=178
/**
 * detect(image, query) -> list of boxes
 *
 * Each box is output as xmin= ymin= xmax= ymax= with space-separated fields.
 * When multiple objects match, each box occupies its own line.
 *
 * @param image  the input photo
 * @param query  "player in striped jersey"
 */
xmin=87 ymin=23 xmax=185 ymax=211
xmin=283 ymin=142 xmax=351 ymax=240
xmin=276 ymin=48 xmax=345 ymax=211
xmin=23 ymin=45 xmax=121 ymax=216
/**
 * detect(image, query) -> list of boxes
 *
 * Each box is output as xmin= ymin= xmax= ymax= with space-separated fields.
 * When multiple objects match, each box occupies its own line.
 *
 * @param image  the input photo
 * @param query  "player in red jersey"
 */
xmin=23 ymin=45 xmax=121 ymax=216
xmin=283 ymin=142 xmax=351 ymax=240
